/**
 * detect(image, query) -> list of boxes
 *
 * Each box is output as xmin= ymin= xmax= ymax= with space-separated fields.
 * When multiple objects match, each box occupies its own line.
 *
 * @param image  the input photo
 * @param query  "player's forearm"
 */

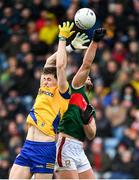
xmin=83 ymin=121 xmax=96 ymax=140
xmin=57 ymin=40 xmax=67 ymax=69
xmin=44 ymin=45 xmax=73 ymax=67
xmin=82 ymin=41 xmax=98 ymax=69
xmin=72 ymin=42 xmax=98 ymax=88
xmin=56 ymin=39 xmax=68 ymax=93
xmin=82 ymin=27 xmax=105 ymax=69
xmin=45 ymin=52 xmax=57 ymax=67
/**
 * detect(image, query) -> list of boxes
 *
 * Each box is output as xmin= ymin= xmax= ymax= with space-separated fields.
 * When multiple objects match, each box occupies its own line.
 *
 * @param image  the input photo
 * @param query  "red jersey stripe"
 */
xmin=57 ymin=137 xmax=66 ymax=167
xmin=69 ymin=93 xmax=87 ymax=111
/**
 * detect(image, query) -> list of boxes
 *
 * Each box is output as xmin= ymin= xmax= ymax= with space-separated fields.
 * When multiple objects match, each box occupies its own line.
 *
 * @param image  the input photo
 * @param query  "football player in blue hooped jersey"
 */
xmin=9 ymin=22 xmax=90 ymax=179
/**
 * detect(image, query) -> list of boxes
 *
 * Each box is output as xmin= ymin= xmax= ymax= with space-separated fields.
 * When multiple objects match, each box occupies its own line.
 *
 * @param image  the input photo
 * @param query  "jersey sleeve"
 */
xmin=59 ymin=82 xmax=70 ymax=99
xmin=70 ymin=84 xmax=85 ymax=94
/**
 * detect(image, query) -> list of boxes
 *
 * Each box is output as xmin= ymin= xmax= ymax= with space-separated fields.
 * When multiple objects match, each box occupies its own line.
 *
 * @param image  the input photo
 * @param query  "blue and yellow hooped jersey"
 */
xmin=26 ymin=86 xmax=70 ymax=137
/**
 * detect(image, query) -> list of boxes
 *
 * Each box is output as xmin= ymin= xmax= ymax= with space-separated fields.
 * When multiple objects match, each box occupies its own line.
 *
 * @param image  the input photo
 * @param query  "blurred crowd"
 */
xmin=0 ymin=0 xmax=139 ymax=179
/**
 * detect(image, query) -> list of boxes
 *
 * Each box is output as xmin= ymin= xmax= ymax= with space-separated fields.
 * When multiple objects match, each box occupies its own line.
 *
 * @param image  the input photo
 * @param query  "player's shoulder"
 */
xmin=70 ymin=83 xmax=85 ymax=94
xmin=59 ymin=87 xmax=70 ymax=100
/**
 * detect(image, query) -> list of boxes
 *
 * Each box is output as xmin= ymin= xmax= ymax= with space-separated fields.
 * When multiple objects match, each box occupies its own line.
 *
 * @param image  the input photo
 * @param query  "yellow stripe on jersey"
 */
xmin=46 ymin=163 xmax=55 ymax=169
xmin=26 ymin=86 xmax=70 ymax=137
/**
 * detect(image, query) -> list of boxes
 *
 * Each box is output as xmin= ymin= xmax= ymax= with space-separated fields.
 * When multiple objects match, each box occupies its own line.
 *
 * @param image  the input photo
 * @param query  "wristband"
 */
xmin=70 ymin=43 xmax=76 ymax=50
xmin=59 ymin=36 xmax=66 ymax=41
xmin=66 ymin=45 xmax=74 ymax=53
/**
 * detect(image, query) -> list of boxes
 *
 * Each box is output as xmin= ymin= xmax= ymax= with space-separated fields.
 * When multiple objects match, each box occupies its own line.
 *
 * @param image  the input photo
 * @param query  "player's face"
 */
xmin=85 ymin=76 xmax=93 ymax=87
xmin=40 ymin=74 xmax=57 ymax=87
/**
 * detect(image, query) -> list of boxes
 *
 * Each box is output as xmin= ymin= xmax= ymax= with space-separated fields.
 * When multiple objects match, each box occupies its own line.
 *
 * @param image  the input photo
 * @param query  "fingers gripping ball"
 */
xmin=81 ymin=104 xmax=96 ymax=125
xmin=59 ymin=21 xmax=75 ymax=39
xmin=93 ymin=28 xmax=106 ymax=42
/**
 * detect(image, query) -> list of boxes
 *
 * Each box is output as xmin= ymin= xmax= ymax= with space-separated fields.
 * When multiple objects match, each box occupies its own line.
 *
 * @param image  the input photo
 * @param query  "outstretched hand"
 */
xmin=59 ymin=21 xmax=75 ymax=39
xmin=93 ymin=28 xmax=106 ymax=42
xmin=71 ymin=32 xmax=90 ymax=50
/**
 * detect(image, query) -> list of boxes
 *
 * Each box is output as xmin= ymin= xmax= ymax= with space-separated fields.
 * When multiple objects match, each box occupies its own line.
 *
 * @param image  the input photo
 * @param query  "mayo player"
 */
xmin=56 ymin=28 xmax=106 ymax=179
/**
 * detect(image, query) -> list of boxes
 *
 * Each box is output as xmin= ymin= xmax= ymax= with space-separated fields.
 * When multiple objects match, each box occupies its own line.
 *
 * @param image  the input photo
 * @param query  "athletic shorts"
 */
xmin=55 ymin=137 xmax=91 ymax=173
xmin=14 ymin=140 xmax=56 ymax=173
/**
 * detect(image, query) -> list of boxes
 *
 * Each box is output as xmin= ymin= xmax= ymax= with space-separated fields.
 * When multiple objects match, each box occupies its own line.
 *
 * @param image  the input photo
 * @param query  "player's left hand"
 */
xmin=59 ymin=21 xmax=75 ymax=39
xmin=81 ymin=104 xmax=95 ymax=125
xmin=93 ymin=28 xmax=106 ymax=42
xmin=71 ymin=32 xmax=90 ymax=50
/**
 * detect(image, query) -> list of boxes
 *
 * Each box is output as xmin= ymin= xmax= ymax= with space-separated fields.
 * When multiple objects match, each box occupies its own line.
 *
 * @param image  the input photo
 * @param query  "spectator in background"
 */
xmin=10 ymin=63 xmax=31 ymax=96
xmin=122 ymin=127 xmax=138 ymax=147
xmin=66 ymin=1 xmax=78 ymax=22
xmin=127 ymin=41 xmax=139 ymax=64
xmin=105 ymin=91 xmax=127 ymax=140
xmin=90 ymin=63 xmax=102 ymax=84
xmin=133 ymin=136 xmax=139 ymax=178
xmin=102 ymin=60 xmax=118 ymax=87
xmin=120 ymin=83 xmax=138 ymax=108
xmin=45 ymin=0 xmax=66 ymax=23
xmin=130 ymin=67 xmax=139 ymax=98
xmin=2 ymin=7 xmax=15 ymax=28
xmin=23 ymin=53 xmax=34 ymax=72
xmin=129 ymin=108 xmax=139 ymax=134
xmin=35 ymin=9 xmax=47 ymax=31
xmin=133 ymin=0 xmax=139 ymax=24
xmin=112 ymin=41 xmax=127 ymax=65
xmin=29 ymin=0 xmax=44 ymax=21
xmin=39 ymin=12 xmax=58 ymax=46
xmin=20 ymin=8 xmax=32 ymax=28
xmin=114 ymin=142 xmax=129 ymax=162
xmin=0 ymin=49 xmax=7 ymax=72
xmin=127 ymin=26 xmax=138 ymax=42
xmin=95 ymin=108 xmax=111 ymax=137
xmin=2 ymin=33 xmax=21 ymax=56
xmin=15 ymin=113 xmax=26 ymax=138
xmin=0 ymin=99 xmax=8 ymax=144
xmin=112 ymin=2 xmax=126 ymax=37
xmin=89 ymin=138 xmax=111 ymax=178
xmin=26 ymin=21 xmax=36 ymax=37
xmin=0 ymin=158 xmax=10 ymax=178
xmin=103 ymin=14 xmax=116 ymax=46
xmin=111 ymin=70 xmax=130 ymax=92
xmin=29 ymin=32 xmax=48 ymax=56
xmin=99 ymin=48 xmax=112 ymax=70
xmin=0 ymin=56 xmax=18 ymax=94
xmin=29 ymin=67 xmax=41 ymax=98
xmin=16 ymin=41 xmax=31 ymax=62
xmin=110 ymin=149 xmax=136 ymax=179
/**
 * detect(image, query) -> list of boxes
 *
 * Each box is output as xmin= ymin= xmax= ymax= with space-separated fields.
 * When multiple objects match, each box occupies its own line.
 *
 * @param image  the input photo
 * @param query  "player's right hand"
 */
xmin=93 ymin=28 xmax=106 ymax=42
xmin=71 ymin=32 xmax=90 ymax=50
xmin=59 ymin=21 xmax=75 ymax=39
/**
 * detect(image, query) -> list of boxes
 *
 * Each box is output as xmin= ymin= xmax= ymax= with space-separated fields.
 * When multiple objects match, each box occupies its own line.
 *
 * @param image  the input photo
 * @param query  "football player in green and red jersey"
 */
xmin=55 ymin=25 xmax=106 ymax=179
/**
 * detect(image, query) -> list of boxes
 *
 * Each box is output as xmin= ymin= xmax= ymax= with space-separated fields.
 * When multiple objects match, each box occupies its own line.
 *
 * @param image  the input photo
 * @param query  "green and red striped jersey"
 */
xmin=58 ymin=85 xmax=96 ymax=142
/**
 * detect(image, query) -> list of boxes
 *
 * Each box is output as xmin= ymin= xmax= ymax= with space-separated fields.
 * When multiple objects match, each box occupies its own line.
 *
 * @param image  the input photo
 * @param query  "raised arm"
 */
xmin=72 ymin=28 xmax=106 ymax=88
xmin=44 ymin=52 xmax=57 ymax=67
xmin=44 ymin=32 xmax=90 ymax=68
xmin=56 ymin=22 xmax=75 ymax=93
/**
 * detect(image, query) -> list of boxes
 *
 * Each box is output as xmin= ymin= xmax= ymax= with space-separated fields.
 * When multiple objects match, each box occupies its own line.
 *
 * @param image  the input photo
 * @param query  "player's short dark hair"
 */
xmin=42 ymin=67 xmax=57 ymax=79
